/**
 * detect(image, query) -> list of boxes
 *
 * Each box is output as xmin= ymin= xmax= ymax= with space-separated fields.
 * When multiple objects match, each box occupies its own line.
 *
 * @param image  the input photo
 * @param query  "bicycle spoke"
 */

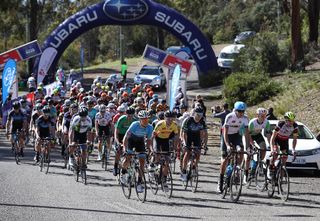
xmin=278 ymin=167 xmax=290 ymax=201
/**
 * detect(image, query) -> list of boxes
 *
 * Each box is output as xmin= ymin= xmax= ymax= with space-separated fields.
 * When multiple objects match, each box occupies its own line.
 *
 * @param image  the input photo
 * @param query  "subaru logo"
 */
xmin=103 ymin=0 xmax=148 ymax=21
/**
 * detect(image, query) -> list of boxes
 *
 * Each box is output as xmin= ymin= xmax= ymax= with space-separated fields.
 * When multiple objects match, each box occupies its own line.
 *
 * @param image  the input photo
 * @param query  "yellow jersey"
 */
xmin=154 ymin=120 xmax=178 ymax=139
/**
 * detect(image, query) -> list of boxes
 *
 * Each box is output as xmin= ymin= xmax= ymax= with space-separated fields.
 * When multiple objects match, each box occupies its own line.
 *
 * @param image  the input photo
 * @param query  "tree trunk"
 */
xmin=157 ymin=27 xmax=164 ymax=50
xmin=308 ymin=0 xmax=320 ymax=44
xmin=291 ymin=0 xmax=304 ymax=70
xmin=27 ymin=0 xmax=38 ymax=76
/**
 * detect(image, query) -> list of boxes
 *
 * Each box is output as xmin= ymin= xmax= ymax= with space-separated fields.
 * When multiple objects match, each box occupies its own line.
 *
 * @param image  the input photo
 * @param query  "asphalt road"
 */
xmin=0 ymin=128 xmax=320 ymax=221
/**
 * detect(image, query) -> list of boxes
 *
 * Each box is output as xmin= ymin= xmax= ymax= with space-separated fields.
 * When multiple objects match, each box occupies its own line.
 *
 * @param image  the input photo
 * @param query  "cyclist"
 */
xmin=68 ymin=107 xmax=92 ymax=167
xmin=113 ymin=107 xmax=136 ymax=176
xmin=151 ymin=110 xmax=179 ymax=191
xmin=61 ymin=103 xmax=78 ymax=156
xmin=95 ymin=104 xmax=113 ymax=161
xmin=120 ymin=110 xmax=153 ymax=193
xmin=180 ymin=107 xmax=207 ymax=182
xmin=29 ymin=103 xmax=43 ymax=144
xmin=245 ymin=108 xmax=271 ymax=183
xmin=87 ymin=100 xmax=97 ymax=154
xmin=217 ymin=101 xmax=250 ymax=194
xmin=34 ymin=106 xmax=55 ymax=162
xmin=6 ymin=101 xmax=28 ymax=156
xmin=267 ymin=112 xmax=298 ymax=179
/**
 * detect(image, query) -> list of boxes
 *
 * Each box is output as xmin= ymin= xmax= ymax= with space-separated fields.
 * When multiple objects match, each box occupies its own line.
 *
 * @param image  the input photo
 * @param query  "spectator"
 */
xmin=212 ymin=103 xmax=231 ymax=127
xmin=266 ymin=107 xmax=277 ymax=120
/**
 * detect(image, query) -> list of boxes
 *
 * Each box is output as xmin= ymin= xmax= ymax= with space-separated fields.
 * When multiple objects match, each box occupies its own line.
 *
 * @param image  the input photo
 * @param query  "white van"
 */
xmin=217 ymin=44 xmax=245 ymax=70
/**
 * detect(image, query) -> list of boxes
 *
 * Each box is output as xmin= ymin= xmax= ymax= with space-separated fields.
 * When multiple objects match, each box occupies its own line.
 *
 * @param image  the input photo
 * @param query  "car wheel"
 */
xmin=313 ymin=170 xmax=320 ymax=177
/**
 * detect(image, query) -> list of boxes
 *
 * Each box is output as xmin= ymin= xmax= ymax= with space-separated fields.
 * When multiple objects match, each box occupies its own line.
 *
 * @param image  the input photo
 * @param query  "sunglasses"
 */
xmin=236 ymin=110 xmax=245 ymax=113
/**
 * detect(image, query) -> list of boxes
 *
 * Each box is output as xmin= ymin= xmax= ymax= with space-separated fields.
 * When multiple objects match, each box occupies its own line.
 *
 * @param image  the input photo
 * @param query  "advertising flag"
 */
xmin=170 ymin=65 xmax=181 ymax=111
xmin=2 ymin=59 xmax=17 ymax=104
xmin=37 ymin=47 xmax=57 ymax=84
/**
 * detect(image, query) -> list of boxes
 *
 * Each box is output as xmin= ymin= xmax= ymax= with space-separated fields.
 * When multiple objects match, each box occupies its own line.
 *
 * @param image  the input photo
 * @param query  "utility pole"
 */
xmin=119 ymin=26 xmax=124 ymax=64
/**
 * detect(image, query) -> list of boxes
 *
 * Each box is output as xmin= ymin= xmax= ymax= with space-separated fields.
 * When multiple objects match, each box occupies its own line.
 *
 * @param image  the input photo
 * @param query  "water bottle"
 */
xmin=226 ymin=165 xmax=233 ymax=177
xmin=275 ymin=159 xmax=280 ymax=168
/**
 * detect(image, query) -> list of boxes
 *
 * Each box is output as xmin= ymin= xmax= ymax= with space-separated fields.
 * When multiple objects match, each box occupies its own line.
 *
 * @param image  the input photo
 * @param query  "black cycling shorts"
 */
xmin=74 ymin=131 xmax=87 ymax=144
xmin=98 ymin=125 xmax=110 ymax=137
xmin=221 ymin=133 xmax=243 ymax=158
xmin=275 ymin=137 xmax=289 ymax=154
xmin=128 ymin=135 xmax=146 ymax=152
xmin=155 ymin=137 xmax=170 ymax=152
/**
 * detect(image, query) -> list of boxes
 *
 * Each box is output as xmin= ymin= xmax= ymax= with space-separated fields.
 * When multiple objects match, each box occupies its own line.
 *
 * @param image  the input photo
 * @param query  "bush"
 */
xmin=223 ymin=72 xmax=282 ymax=106
xmin=232 ymin=32 xmax=290 ymax=75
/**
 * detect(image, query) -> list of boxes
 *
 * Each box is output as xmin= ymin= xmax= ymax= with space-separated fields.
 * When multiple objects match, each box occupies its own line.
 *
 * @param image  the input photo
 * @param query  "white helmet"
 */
xmin=117 ymin=105 xmax=126 ymax=112
xmin=107 ymin=103 xmax=116 ymax=109
xmin=256 ymin=108 xmax=267 ymax=116
xmin=28 ymin=76 xmax=35 ymax=82
xmin=99 ymin=104 xmax=107 ymax=112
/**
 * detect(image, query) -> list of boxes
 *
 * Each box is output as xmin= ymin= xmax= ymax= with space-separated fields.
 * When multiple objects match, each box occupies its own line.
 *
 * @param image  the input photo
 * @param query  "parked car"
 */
xmin=134 ymin=65 xmax=166 ymax=89
xmin=264 ymin=120 xmax=320 ymax=173
xmin=217 ymin=44 xmax=245 ymax=70
xmin=234 ymin=31 xmax=256 ymax=44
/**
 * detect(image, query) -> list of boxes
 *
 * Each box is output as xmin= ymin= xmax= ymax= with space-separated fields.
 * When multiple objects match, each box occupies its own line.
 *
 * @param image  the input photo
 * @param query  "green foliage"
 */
xmin=223 ymin=72 xmax=282 ymax=106
xmin=233 ymin=32 xmax=290 ymax=74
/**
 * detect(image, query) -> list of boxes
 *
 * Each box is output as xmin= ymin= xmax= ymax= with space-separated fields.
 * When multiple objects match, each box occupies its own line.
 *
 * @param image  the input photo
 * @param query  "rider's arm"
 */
xmin=244 ymin=127 xmax=250 ymax=149
xmin=5 ymin=116 xmax=11 ymax=134
xmin=123 ymin=131 xmax=131 ymax=151
xmin=223 ymin=126 xmax=230 ymax=147
xmin=270 ymin=130 xmax=278 ymax=148
xmin=114 ymin=127 xmax=120 ymax=144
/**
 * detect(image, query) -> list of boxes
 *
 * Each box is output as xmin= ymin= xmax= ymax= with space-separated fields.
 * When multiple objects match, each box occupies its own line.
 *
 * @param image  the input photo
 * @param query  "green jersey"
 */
xmin=115 ymin=115 xmax=135 ymax=135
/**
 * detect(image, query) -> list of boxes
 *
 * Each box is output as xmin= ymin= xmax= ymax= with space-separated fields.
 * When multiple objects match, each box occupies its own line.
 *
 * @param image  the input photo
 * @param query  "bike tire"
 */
xmin=121 ymin=171 xmax=132 ymax=199
xmin=230 ymin=166 xmax=243 ymax=202
xmin=191 ymin=166 xmax=199 ymax=193
xmin=147 ymin=169 xmax=158 ymax=195
xmin=45 ymin=151 xmax=50 ymax=174
xmin=255 ymin=162 xmax=267 ymax=192
xmin=162 ymin=166 xmax=173 ymax=198
xmin=14 ymin=141 xmax=20 ymax=165
xmin=221 ymin=176 xmax=230 ymax=199
xmin=39 ymin=152 xmax=44 ymax=172
xmin=135 ymin=167 xmax=147 ymax=202
xmin=81 ymin=169 xmax=87 ymax=185
xmin=278 ymin=166 xmax=290 ymax=201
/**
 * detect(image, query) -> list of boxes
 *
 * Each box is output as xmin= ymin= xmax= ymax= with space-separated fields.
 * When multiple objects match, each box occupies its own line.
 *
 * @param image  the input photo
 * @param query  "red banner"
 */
xmin=162 ymin=54 xmax=193 ymax=76
xmin=0 ymin=50 xmax=22 ymax=69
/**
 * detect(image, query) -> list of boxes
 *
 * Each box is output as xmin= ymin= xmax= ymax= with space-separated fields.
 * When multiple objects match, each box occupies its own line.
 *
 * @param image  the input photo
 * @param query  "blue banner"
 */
xmin=2 ymin=59 xmax=17 ymax=104
xmin=143 ymin=44 xmax=167 ymax=64
xmin=170 ymin=65 xmax=181 ymax=111
xmin=17 ymin=40 xmax=42 ymax=60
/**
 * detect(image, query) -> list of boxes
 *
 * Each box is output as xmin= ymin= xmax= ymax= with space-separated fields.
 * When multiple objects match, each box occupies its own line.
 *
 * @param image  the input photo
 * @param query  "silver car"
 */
xmin=134 ymin=65 xmax=166 ymax=89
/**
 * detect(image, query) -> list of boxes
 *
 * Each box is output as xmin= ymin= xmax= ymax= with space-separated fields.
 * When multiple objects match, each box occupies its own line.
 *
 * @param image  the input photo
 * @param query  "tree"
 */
xmin=291 ymin=0 xmax=304 ymax=70
xmin=308 ymin=0 xmax=320 ymax=44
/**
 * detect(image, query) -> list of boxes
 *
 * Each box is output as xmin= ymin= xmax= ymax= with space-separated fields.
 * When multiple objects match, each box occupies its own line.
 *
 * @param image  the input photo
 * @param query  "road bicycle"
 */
xmin=221 ymin=145 xmax=248 ymax=202
xmin=101 ymin=134 xmax=109 ymax=171
xmin=120 ymin=151 xmax=147 ymax=202
xmin=73 ymin=143 xmax=88 ymax=185
xmin=39 ymin=137 xmax=55 ymax=174
xmin=10 ymin=131 xmax=24 ymax=165
xmin=147 ymin=151 xmax=174 ymax=198
xmin=266 ymin=152 xmax=293 ymax=201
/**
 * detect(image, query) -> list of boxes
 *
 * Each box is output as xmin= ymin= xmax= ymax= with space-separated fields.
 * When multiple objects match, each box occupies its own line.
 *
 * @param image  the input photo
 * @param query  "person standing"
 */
xmin=121 ymin=61 xmax=128 ymax=83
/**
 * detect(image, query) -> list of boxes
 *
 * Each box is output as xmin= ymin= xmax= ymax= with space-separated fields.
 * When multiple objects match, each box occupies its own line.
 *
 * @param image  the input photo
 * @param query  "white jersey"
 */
xmin=70 ymin=115 xmax=92 ymax=133
xmin=223 ymin=111 xmax=249 ymax=135
xmin=178 ymin=112 xmax=190 ymax=127
xmin=95 ymin=112 xmax=112 ymax=126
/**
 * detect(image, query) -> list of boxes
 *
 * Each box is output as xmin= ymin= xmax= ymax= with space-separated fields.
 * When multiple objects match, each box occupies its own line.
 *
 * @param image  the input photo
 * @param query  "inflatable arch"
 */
xmin=34 ymin=0 xmax=218 ymax=84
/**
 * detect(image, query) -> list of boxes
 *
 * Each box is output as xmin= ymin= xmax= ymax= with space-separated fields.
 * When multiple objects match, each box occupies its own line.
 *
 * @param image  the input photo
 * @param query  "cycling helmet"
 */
xmin=70 ymin=103 xmax=78 ymax=109
xmin=107 ymin=103 xmax=116 ymax=109
xmin=99 ymin=104 xmax=107 ymax=112
xmin=148 ymin=109 xmax=156 ymax=116
xmin=43 ymin=106 xmax=50 ymax=114
xmin=157 ymin=111 xmax=165 ymax=120
xmin=64 ymin=99 xmax=71 ymax=107
xmin=138 ymin=110 xmax=149 ymax=119
xmin=41 ymin=100 xmax=48 ymax=106
xmin=79 ymin=107 xmax=88 ymax=117
xmin=126 ymin=107 xmax=135 ymax=115
xmin=83 ymin=96 xmax=89 ymax=102
xmin=35 ymin=103 xmax=43 ymax=111
xmin=179 ymin=103 xmax=187 ymax=109
xmin=97 ymin=98 xmax=104 ymax=104
xmin=19 ymin=99 xmax=26 ymax=105
xmin=194 ymin=107 xmax=204 ymax=114
xmin=44 ymin=95 xmax=51 ymax=101
xmin=256 ymin=108 xmax=267 ymax=116
xmin=117 ymin=105 xmax=126 ymax=113
xmin=13 ymin=101 xmax=20 ymax=109
xmin=284 ymin=112 xmax=295 ymax=121
xmin=164 ymin=110 xmax=175 ymax=118
xmin=48 ymin=99 xmax=54 ymax=105
xmin=234 ymin=101 xmax=246 ymax=111
xmin=87 ymin=100 xmax=94 ymax=106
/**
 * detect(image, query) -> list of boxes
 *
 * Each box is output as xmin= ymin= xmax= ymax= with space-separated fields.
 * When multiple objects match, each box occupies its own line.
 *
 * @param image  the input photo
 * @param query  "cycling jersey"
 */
xmin=249 ymin=118 xmax=271 ymax=136
xmin=115 ymin=115 xmax=135 ymax=135
xmin=31 ymin=112 xmax=41 ymax=126
xmin=223 ymin=112 xmax=249 ymax=135
xmin=63 ymin=111 xmax=73 ymax=130
xmin=70 ymin=115 xmax=92 ymax=133
xmin=113 ymin=113 xmax=123 ymax=124
xmin=274 ymin=121 xmax=298 ymax=140
xmin=36 ymin=115 xmax=54 ymax=138
xmin=88 ymin=108 xmax=97 ymax=127
xmin=127 ymin=121 xmax=153 ymax=139
xmin=95 ymin=112 xmax=112 ymax=126
xmin=8 ymin=110 xmax=26 ymax=132
xmin=154 ymin=120 xmax=178 ymax=139
xmin=182 ymin=116 xmax=207 ymax=148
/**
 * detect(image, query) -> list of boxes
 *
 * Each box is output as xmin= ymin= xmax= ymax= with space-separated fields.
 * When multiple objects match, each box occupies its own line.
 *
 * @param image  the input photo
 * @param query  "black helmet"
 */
xmin=87 ymin=100 xmax=94 ymax=106
xmin=48 ymin=99 xmax=54 ymax=105
xmin=179 ymin=103 xmax=187 ymax=110
xmin=194 ymin=107 xmax=204 ymax=114
xmin=79 ymin=107 xmax=88 ymax=117
xmin=157 ymin=111 xmax=165 ymax=120
xmin=43 ymin=106 xmax=50 ymax=114
xmin=148 ymin=109 xmax=156 ymax=116
xmin=164 ymin=110 xmax=175 ymax=118
xmin=70 ymin=103 xmax=78 ymax=109
xmin=126 ymin=107 xmax=135 ymax=115
xmin=13 ymin=101 xmax=20 ymax=109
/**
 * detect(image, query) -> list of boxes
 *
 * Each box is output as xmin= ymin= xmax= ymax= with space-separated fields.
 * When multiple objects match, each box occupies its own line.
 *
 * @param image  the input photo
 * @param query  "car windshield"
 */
xmin=220 ymin=52 xmax=238 ymax=59
xmin=270 ymin=124 xmax=314 ymax=139
xmin=139 ymin=68 xmax=159 ymax=76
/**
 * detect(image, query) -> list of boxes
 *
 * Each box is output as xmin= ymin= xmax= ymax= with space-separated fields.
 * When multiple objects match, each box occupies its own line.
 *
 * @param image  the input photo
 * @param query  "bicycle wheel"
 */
xmin=162 ymin=166 xmax=173 ymax=198
xmin=221 ymin=176 xmax=230 ymax=199
xmin=255 ymin=162 xmax=267 ymax=192
xmin=121 ymin=171 xmax=132 ymax=199
xmin=230 ymin=166 xmax=243 ymax=202
xmin=135 ymin=167 xmax=147 ymax=202
xmin=104 ymin=147 xmax=108 ymax=171
xmin=39 ymin=152 xmax=44 ymax=172
xmin=147 ymin=169 xmax=158 ymax=195
xmin=278 ymin=166 xmax=289 ymax=201
xmin=191 ymin=166 xmax=199 ymax=193
xmin=14 ymin=141 xmax=20 ymax=165
xmin=81 ymin=169 xmax=87 ymax=185
xmin=44 ymin=151 xmax=50 ymax=174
